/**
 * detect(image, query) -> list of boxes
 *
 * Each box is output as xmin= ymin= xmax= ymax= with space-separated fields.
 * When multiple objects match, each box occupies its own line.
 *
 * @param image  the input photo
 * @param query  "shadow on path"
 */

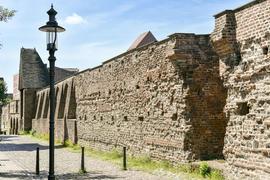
xmin=57 ymin=171 xmax=121 ymax=180
xmin=0 ymin=170 xmax=32 ymax=180
xmin=0 ymin=170 xmax=121 ymax=180
xmin=0 ymin=143 xmax=49 ymax=152
xmin=0 ymin=135 xmax=64 ymax=152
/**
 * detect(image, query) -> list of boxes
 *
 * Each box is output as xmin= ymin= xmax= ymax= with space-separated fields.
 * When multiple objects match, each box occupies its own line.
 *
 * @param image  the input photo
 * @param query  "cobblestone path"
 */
xmin=0 ymin=135 xmax=188 ymax=180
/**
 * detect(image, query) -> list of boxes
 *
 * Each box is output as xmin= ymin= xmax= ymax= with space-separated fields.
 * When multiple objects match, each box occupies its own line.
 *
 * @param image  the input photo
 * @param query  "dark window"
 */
xmin=263 ymin=46 xmax=269 ymax=55
xmin=237 ymin=102 xmax=250 ymax=115
xmin=124 ymin=116 xmax=128 ymax=121
xmin=172 ymin=113 xmax=178 ymax=121
xmin=138 ymin=116 xmax=144 ymax=121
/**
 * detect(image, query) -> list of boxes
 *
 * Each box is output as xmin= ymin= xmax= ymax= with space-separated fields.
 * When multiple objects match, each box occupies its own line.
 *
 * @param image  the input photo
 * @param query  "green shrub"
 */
xmin=210 ymin=170 xmax=224 ymax=180
xmin=199 ymin=162 xmax=211 ymax=177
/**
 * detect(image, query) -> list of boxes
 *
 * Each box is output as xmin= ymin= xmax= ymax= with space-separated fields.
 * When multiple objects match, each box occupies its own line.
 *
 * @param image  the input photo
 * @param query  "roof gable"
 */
xmin=128 ymin=31 xmax=157 ymax=51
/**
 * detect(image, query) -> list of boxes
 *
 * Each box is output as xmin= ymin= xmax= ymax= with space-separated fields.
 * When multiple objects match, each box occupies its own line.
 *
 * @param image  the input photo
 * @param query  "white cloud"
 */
xmin=64 ymin=13 xmax=87 ymax=25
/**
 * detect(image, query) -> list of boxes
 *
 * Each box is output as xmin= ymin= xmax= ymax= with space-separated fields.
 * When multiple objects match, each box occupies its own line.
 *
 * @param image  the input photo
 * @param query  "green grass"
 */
xmin=210 ymin=170 xmax=225 ymax=180
xmin=200 ymin=162 xmax=211 ymax=177
xmin=18 ymin=130 xmax=30 ymax=135
xmin=31 ymin=131 xmax=49 ymax=141
xmin=23 ymin=132 xmax=224 ymax=180
xmin=20 ymin=130 xmax=50 ymax=143
xmin=69 ymin=145 xmax=224 ymax=180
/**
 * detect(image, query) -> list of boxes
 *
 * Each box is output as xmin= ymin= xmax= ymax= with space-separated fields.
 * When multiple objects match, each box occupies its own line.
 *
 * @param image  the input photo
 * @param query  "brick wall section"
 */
xmin=13 ymin=74 xmax=20 ymax=100
xmin=32 ymin=76 xmax=77 ymax=144
xmin=75 ymin=37 xmax=187 ymax=160
xmin=22 ymin=89 xmax=37 ymax=131
xmin=74 ymin=33 xmax=227 ymax=162
xmin=1 ymin=100 xmax=20 ymax=134
xmin=212 ymin=0 xmax=270 ymax=178
xmin=1 ymin=105 xmax=10 ymax=133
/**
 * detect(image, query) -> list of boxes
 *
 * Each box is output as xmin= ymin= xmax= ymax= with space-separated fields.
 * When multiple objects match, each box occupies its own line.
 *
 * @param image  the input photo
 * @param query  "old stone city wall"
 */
xmin=211 ymin=0 xmax=270 ymax=179
xmin=32 ymin=34 xmax=227 ymax=162
xmin=74 ymin=33 xmax=227 ymax=162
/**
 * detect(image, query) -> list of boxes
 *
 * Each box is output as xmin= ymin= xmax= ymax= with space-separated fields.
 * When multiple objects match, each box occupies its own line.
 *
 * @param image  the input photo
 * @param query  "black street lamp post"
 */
xmin=39 ymin=4 xmax=65 ymax=180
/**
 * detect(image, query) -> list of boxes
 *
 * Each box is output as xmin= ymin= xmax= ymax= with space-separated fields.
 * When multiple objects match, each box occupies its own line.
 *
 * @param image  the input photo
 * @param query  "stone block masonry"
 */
xmin=212 ymin=0 xmax=270 ymax=179
xmin=1 ymin=100 xmax=20 ymax=135
xmin=75 ymin=33 xmax=227 ymax=162
xmin=32 ymin=76 xmax=77 ymax=144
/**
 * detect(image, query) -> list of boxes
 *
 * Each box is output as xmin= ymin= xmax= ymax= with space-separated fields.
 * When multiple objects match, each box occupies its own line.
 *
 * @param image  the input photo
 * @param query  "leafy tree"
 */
xmin=0 ymin=6 xmax=14 ymax=104
xmin=0 ymin=6 xmax=16 ymax=22
xmin=0 ymin=79 xmax=8 ymax=105
xmin=0 ymin=6 xmax=16 ymax=48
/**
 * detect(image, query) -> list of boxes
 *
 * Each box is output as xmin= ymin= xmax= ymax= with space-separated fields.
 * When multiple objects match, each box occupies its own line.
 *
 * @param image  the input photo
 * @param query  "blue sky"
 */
xmin=0 ymin=0 xmax=250 ymax=92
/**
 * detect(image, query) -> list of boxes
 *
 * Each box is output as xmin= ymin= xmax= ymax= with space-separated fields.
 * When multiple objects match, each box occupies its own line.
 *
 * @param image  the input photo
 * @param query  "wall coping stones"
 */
xmin=214 ymin=0 xmax=267 ymax=18
xmin=78 ymin=33 xmax=211 ymax=78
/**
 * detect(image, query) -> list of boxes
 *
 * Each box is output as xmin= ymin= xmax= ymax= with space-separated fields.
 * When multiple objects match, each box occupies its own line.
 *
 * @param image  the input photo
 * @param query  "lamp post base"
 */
xmin=48 ymin=174 xmax=55 ymax=180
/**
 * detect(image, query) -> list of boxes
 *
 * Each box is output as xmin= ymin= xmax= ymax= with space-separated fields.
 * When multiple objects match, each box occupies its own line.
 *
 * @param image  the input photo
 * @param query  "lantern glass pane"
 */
xmin=46 ymin=32 xmax=58 ymax=50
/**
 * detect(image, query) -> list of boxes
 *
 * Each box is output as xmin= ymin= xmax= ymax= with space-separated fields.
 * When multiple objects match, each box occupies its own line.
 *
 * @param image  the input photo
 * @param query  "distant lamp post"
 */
xmin=39 ymin=4 xmax=65 ymax=180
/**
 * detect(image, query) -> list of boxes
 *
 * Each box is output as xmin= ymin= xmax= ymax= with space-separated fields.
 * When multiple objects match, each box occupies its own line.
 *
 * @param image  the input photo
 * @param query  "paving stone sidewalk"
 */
xmin=0 ymin=135 xmax=190 ymax=180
